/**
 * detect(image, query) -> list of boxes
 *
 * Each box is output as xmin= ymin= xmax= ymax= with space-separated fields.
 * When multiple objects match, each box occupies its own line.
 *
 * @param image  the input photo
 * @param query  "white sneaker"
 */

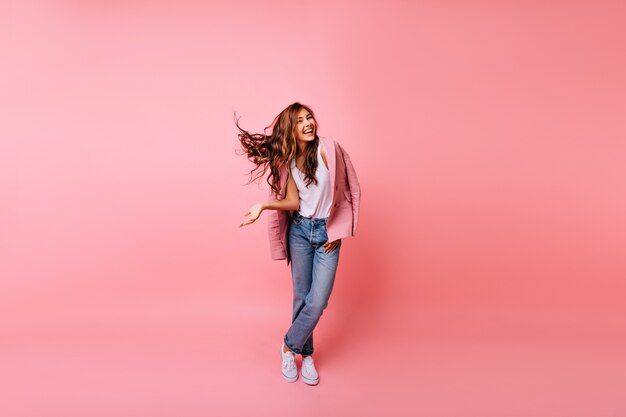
xmin=301 ymin=355 xmax=319 ymax=385
xmin=280 ymin=343 xmax=298 ymax=382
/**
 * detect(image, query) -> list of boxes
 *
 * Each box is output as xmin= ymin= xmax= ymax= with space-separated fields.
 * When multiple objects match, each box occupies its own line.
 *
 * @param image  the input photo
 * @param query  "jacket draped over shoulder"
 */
xmin=267 ymin=136 xmax=361 ymax=265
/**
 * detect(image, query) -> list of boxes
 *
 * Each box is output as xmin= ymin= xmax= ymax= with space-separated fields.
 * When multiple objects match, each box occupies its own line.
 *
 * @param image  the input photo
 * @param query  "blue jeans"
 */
xmin=284 ymin=211 xmax=341 ymax=356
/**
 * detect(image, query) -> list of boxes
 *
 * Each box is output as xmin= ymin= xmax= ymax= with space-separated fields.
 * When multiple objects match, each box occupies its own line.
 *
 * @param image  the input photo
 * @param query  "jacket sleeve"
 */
xmin=267 ymin=186 xmax=288 ymax=260
xmin=338 ymin=142 xmax=361 ymax=235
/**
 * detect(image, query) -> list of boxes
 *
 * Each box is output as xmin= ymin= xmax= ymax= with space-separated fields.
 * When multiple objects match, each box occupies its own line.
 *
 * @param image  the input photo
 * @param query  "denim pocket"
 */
xmin=291 ymin=214 xmax=303 ymax=225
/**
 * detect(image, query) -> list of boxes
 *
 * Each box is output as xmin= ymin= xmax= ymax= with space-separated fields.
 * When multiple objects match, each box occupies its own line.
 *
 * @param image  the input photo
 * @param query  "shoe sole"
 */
xmin=280 ymin=345 xmax=298 ymax=383
xmin=301 ymin=372 xmax=319 ymax=385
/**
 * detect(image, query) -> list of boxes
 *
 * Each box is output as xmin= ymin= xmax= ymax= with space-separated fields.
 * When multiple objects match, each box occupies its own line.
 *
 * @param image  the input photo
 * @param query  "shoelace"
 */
xmin=282 ymin=352 xmax=296 ymax=370
xmin=302 ymin=358 xmax=316 ymax=373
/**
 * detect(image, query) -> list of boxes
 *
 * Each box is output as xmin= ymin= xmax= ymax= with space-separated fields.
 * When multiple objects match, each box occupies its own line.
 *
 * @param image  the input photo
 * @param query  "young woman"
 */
xmin=235 ymin=102 xmax=361 ymax=385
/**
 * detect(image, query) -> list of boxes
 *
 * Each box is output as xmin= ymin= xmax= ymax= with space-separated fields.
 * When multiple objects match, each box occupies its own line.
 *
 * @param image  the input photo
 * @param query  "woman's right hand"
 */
xmin=239 ymin=203 xmax=264 ymax=227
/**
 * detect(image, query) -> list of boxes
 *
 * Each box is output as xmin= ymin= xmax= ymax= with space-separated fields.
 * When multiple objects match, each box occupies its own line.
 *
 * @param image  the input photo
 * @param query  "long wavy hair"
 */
xmin=234 ymin=102 xmax=321 ymax=197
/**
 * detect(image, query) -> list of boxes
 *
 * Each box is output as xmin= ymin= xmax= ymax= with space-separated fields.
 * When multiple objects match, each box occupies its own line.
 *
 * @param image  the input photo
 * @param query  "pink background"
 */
xmin=2 ymin=1 xmax=625 ymax=416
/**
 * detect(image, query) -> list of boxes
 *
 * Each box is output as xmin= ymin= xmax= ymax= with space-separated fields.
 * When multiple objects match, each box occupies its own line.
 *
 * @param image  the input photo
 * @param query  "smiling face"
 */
xmin=293 ymin=108 xmax=317 ymax=148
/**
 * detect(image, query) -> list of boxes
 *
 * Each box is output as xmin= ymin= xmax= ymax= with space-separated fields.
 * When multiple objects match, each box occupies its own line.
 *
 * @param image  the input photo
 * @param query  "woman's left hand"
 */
xmin=323 ymin=239 xmax=341 ymax=253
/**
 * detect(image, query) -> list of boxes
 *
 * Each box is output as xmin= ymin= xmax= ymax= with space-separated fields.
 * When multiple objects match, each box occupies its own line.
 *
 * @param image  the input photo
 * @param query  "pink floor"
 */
xmin=2 ymin=300 xmax=624 ymax=417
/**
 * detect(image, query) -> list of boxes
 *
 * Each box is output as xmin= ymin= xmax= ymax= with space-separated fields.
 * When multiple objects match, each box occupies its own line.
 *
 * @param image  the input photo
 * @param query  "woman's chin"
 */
xmin=296 ymin=133 xmax=317 ymax=144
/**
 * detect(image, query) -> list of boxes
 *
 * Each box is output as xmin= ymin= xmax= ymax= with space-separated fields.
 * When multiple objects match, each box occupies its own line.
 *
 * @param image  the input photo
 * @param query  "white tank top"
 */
xmin=290 ymin=142 xmax=333 ymax=219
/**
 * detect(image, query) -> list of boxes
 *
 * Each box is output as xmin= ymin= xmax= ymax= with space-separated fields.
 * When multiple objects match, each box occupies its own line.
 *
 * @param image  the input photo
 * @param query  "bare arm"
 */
xmin=261 ymin=171 xmax=299 ymax=211
xmin=239 ymin=171 xmax=299 ymax=227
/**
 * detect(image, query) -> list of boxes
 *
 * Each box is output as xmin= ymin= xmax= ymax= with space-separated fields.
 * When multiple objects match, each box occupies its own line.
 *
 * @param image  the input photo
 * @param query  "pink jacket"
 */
xmin=267 ymin=136 xmax=361 ymax=265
